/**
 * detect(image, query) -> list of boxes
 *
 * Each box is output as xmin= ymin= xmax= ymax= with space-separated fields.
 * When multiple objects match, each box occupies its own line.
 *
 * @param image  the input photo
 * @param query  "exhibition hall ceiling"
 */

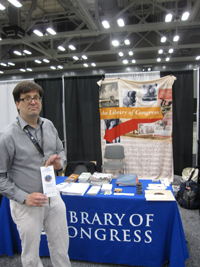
xmin=0 ymin=0 xmax=200 ymax=75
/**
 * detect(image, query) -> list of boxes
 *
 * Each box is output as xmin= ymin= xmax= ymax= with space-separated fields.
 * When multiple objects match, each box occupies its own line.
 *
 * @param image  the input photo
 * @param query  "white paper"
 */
xmin=146 ymin=194 xmax=167 ymax=198
xmin=160 ymin=178 xmax=170 ymax=186
xmin=87 ymin=186 xmax=101 ymax=196
xmin=146 ymin=184 xmax=167 ymax=190
xmin=62 ymin=183 xmax=90 ymax=196
xmin=101 ymin=184 xmax=113 ymax=192
xmin=56 ymin=182 xmax=70 ymax=191
xmin=114 ymin=193 xmax=135 ymax=196
xmin=145 ymin=190 xmax=175 ymax=201
xmin=40 ymin=165 xmax=57 ymax=197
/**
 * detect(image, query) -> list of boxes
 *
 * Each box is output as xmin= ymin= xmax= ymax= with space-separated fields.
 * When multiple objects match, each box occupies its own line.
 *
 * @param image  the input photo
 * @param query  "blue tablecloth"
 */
xmin=0 ymin=177 xmax=189 ymax=267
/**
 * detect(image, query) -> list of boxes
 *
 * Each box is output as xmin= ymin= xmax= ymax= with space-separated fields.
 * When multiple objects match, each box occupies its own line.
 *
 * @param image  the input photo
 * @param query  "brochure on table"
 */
xmin=62 ymin=182 xmax=90 ymax=196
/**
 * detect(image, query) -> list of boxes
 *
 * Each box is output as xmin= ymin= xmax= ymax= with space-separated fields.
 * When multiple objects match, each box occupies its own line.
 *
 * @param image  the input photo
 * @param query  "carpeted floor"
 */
xmin=0 ymin=175 xmax=198 ymax=267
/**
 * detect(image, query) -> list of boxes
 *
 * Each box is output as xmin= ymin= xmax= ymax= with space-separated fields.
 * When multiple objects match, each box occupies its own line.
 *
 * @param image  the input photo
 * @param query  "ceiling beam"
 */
xmin=145 ymin=0 xmax=177 ymax=17
xmin=23 ymin=0 xmax=38 ymax=31
xmin=58 ymin=0 xmax=99 ymax=32
xmin=0 ymin=55 xmax=199 ymax=76
xmin=2 ymin=43 xmax=200 ymax=65
xmin=0 ymin=20 xmax=199 ymax=47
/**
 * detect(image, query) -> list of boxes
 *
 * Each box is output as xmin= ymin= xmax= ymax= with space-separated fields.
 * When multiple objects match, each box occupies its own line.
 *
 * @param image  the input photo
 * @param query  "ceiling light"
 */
xmin=8 ymin=62 xmax=15 ymax=66
xmin=26 ymin=68 xmax=32 ymax=72
xmin=8 ymin=0 xmax=22 ymax=8
xmin=132 ymin=59 xmax=136 ymax=63
xmin=181 ymin=12 xmax=190 ymax=21
xmin=117 ymin=18 xmax=125 ymax=27
xmin=82 ymin=55 xmax=88 ymax=60
xmin=128 ymin=51 xmax=133 ymax=56
xmin=69 ymin=45 xmax=76 ymax=50
xmin=157 ymin=58 xmax=161 ymax=62
xmin=14 ymin=50 xmax=22 ymax=56
xmin=102 ymin=20 xmax=110 ymax=29
xmin=148 ymin=68 xmax=151 ymax=71
xmin=23 ymin=49 xmax=32 ymax=55
xmin=0 ymin=4 xmax=6 ymax=10
xmin=123 ymin=59 xmax=128 ymax=64
xmin=173 ymin=35 xmax=179 ymax=42
xmin=43 ymin=59 xmax=50 ymax=63
xmin=158 ymin=49 xmax=163 ymax=54
xmin=58 ymin=45 xmax=65 ymax=51
xmin=83 ymin=63 xmax=88 ymax=67
xmin=166 ymin=57 xmax=170 ymax=61
xmin=161 ymin=36 xmax=166 ymax=43
xmin=124 ymin=39 xmax=130 ymax=45
xmin=165 ymin=14 xmax=172 ymax=22
xmin=20 ymin=68 xmax=26 ymax=72
xmin=112 ymin=40 xmax=119 ymax=47
xmin=0 ymin=38 xmax=2 ymax=41
xmin=34 ymin=59 xmax=42 ymax=64
xmin=0 ymin=71 xmax=4 ymax=74
xmin=73 ymin=56 xmax=79 ymax=60
xmin=33 ymin=29 xmax=43 ymax=37
xmin=50 ymin=66 xmax=56 ymax=70
xmin=91 ymin=63 xmax=96 ymax=66
xmin=57 ymin=65 xmax=63 ymax=69
xmin=46 ymin=27 xmax=57 ymax=35
xmin=0 ymin=63 xmax=7 ymax=67
xmin=168 ymin=48 xmax=174 ymax=53
xmin=118 ymin=52 xmax=123 ymax=57
xmin=196 ymin=56 xmax=200 ymax=60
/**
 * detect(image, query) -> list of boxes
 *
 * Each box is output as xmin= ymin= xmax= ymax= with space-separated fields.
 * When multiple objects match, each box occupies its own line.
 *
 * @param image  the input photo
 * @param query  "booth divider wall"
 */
xmin=35 ymin=75 xmax=102 ymax=172
xmin=64 ymin=75 xmax=102 ymax=171
xmin=160 ymin=70 xmax=194 ymax=175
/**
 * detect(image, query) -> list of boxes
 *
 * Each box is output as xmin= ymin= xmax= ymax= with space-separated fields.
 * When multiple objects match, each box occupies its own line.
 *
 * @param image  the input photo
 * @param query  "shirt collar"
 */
xmin=17 ymin=115 xmax=44 ymax=130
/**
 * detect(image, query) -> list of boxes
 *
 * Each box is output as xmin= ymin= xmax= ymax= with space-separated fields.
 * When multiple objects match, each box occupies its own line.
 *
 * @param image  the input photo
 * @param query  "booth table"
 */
xmin=0 ymin=177 xmax=189 ymax=267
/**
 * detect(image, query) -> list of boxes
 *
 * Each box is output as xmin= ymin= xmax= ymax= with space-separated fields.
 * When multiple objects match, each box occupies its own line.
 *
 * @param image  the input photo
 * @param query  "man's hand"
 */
xmin=45 ymin=154 xmax=62 ymax=170
xmin=25 ymin=192 xmax=48 ymax=207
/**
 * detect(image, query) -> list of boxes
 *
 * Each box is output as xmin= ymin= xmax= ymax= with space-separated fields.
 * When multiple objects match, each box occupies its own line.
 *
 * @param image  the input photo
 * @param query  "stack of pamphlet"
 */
xmin=90 ymin=172 xmax=113 ymax=186
xmin=62 ymin=182 xmax=90 ymax=196
xmin=64 ymin=174 xmax=79 ymax=183
xmin=56 ymin=182 xmax=70 ymax=192
xmin=101 ymin=184 xmax=113 ymax=192
xmin=78 ymin=172 xmax=91 ymax=183
xmin=87 ymin=185 xmax=101 ymax=196
xmin=116 ymin=174 xmax=138 ymax=186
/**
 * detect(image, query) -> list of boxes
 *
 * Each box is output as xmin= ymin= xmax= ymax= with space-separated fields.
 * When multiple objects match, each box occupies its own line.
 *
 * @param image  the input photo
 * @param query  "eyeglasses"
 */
xmin=18 ymin=96 xmax=42 ymax=104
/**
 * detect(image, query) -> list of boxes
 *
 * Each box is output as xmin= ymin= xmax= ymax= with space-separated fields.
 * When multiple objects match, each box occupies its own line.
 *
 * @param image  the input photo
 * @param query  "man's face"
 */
xmin=16 ymin=90 xmax=42 ymax=119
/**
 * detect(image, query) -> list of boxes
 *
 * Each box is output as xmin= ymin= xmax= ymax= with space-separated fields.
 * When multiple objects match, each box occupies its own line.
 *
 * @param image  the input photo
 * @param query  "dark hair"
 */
xmin=12 ymin=81 xmax=44 ymax=102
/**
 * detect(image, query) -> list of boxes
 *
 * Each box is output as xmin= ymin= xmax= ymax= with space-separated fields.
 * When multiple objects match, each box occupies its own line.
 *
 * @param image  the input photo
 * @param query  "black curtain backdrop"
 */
xmin=64 ymin=75 xmax=102 ymax=171
xmin=161 ymin=71 xmax=194 ymax=175
xmin=198 ymin=69 xmax=200 ymax=166
xmin=34 ymin=78 xmax=64 ymax=141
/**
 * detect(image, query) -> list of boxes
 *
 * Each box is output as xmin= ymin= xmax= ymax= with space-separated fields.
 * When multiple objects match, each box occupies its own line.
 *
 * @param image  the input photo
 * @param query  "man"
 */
xmin=0 ymin=81 xmax=71 ymax=267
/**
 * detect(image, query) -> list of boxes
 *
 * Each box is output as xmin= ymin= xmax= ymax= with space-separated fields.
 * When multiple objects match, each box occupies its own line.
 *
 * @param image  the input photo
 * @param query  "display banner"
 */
xmin=98 ymin=75 xmax=176 ymax=181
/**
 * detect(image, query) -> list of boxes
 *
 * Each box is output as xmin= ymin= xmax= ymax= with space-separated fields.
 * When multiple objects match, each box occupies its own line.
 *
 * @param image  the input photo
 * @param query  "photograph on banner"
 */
xmin=99 ymin=82 xmax=119 ymax=108
xmin=98 ymin=75 xmax=176 ymax=181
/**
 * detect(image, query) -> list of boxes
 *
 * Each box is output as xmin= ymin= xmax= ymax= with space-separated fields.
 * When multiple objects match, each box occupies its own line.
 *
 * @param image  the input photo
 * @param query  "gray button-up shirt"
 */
xmin=0 ymin=115 xmax=66 ymax=204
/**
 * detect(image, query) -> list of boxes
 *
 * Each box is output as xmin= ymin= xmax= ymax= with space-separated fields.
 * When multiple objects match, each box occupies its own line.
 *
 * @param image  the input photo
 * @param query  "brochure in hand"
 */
xmin=116 ymin=174 xmax=138 ymax=186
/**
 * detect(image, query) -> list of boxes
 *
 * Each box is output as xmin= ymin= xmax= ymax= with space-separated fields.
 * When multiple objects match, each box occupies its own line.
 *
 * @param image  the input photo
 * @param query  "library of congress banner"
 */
xmin=98 ymin=75 xmax=176 ymax=182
